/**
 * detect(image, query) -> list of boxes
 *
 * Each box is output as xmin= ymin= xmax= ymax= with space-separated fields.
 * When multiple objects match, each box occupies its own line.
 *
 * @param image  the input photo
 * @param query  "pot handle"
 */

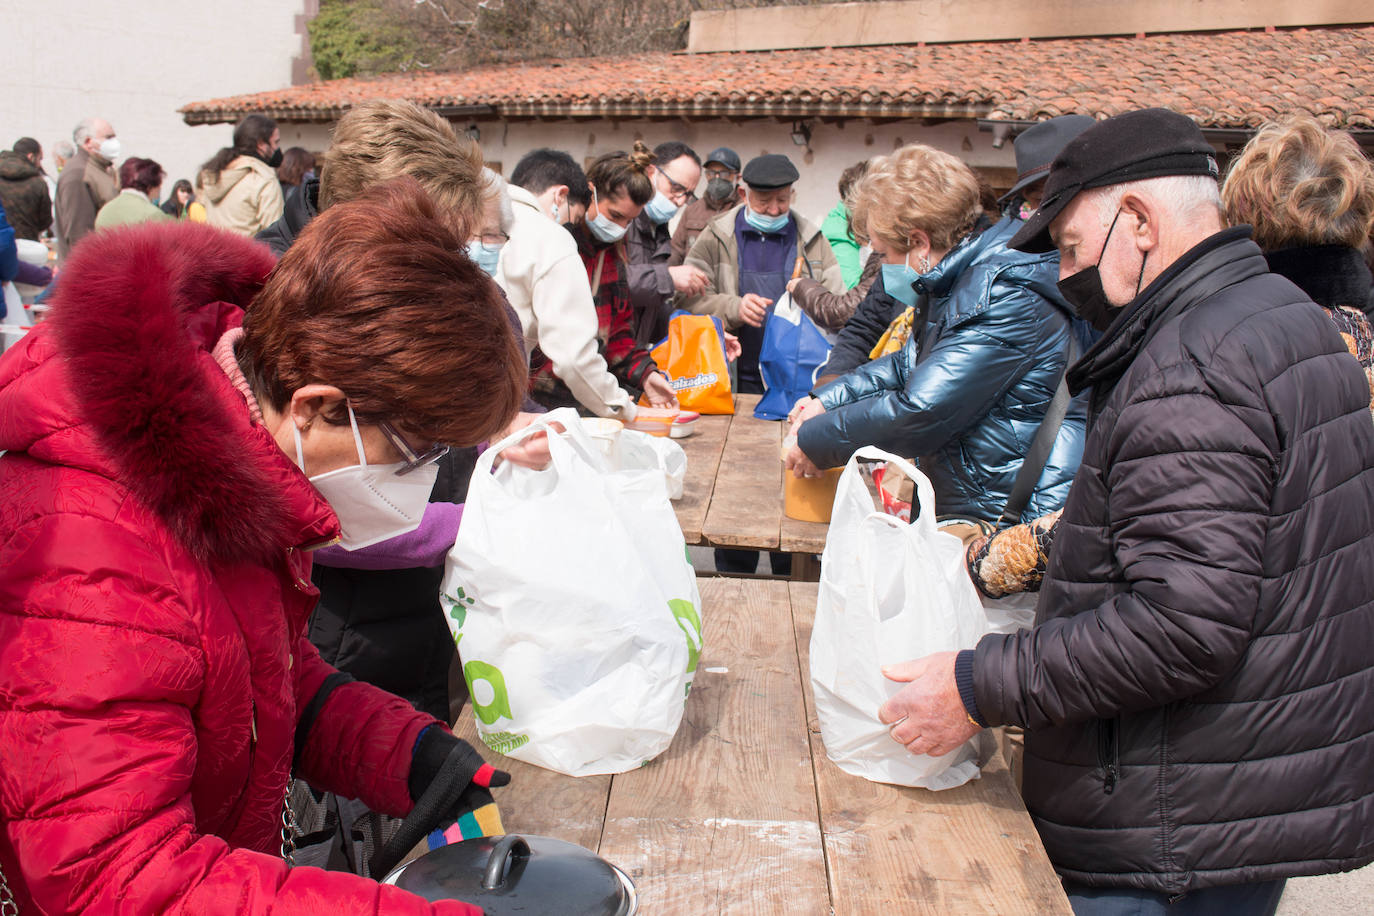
xmin=482 ymin=834 xmax=531 ymax=890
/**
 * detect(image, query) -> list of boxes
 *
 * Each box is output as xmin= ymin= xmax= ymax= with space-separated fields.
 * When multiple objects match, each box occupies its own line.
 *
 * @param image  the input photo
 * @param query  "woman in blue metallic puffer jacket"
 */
xmin=786 ymin=144 xmax=1086 ymax=523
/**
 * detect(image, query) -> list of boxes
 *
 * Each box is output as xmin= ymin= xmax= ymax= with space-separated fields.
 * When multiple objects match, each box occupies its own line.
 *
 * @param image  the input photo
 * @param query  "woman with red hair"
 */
xmin=95 ymin=156 xmax=172 ymax=229
xmin=0 ymin=178 xmax=524 ymax=913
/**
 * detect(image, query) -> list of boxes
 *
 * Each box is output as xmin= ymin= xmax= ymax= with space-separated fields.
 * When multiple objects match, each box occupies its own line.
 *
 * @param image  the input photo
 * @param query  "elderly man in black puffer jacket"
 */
xmin=878 ymin=109 xmax=1374 ymax=915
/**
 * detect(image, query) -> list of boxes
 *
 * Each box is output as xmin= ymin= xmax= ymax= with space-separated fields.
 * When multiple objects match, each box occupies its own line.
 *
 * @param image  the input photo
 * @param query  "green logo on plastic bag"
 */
xmin=669 ymin=598 xmax=703 ymax=698
xmin=465 ymin=659 xmax=515 ymax=725
xmin=482 ymin=730 xmax=530 ymax=755
xmin=444 ymin=585 xmax=477 ymax=630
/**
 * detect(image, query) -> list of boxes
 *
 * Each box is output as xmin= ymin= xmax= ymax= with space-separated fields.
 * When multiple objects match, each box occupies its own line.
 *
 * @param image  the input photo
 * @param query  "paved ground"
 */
xmin=1277 ymin=863 xmax=1374 ymax=914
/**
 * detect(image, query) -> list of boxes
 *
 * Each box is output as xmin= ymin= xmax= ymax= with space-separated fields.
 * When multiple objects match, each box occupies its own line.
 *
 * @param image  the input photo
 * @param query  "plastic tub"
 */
xmin=625 ymin=407 xmax=679 ymax=438
xmin=669 ymin=411 xmax=700 ymax=439
xmin=783 ymin=467 xmax=844 ymax=523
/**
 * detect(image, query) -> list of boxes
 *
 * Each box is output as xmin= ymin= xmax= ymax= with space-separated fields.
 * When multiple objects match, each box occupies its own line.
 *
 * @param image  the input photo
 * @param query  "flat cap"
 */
xmin=704 ymin=146 xmax=741 ymax=172
xmin=741 ymin=153 xmax=799 ymax=190
xmin=1009 ymin=108 xmax=1219 ymax=253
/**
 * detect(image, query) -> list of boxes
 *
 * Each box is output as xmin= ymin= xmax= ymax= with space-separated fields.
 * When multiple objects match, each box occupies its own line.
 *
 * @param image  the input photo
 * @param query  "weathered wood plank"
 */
xmin=788 ymin=582 xmax=1072 ymax=916
xmin=598 ymin=577 xmax=830 ymax=914
xmin=452 ymin=710 xmax=611 ymax=852
xmin=779 ymin=512 xmax=829 ymax=555
xmin=700 ymin=394 xmax=785 ymax=550
xmin=672 ymin=410 xmax=732 ymax=545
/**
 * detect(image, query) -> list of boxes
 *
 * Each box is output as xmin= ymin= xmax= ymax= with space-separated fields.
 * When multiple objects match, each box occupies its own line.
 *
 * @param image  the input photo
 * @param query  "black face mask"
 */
xmin=1056 ymin=209 xmax=1147 ymax=333
xmin=704 ymin=177 xmax=736 ymax=206
xmin=263 ymin=147 xmax=284 ymax=169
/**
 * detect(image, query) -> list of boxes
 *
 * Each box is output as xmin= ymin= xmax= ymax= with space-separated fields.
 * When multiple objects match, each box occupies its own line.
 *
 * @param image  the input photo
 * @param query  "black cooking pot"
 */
xmin=381 ymin=834 xmax=637 ymax=915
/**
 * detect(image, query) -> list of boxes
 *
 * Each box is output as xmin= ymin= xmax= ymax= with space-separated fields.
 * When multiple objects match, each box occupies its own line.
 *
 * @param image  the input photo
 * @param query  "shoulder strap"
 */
xmin=293 ymin=671 xmax=356 ymax=768
xmin=996 ymin=336 xmax=1080 ymax=529
xmin=590 ymin=249 xmax=607 ymax=297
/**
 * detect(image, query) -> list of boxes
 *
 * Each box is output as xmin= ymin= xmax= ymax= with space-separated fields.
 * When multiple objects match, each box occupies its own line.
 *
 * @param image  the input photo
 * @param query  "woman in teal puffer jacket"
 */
xmin=786 ymin=144 xmax=1085 ymax=523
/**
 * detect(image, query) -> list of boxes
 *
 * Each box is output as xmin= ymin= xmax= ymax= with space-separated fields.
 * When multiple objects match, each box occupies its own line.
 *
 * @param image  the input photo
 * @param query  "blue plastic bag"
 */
xmin=755 ymin=293 xmax=833 ymax=420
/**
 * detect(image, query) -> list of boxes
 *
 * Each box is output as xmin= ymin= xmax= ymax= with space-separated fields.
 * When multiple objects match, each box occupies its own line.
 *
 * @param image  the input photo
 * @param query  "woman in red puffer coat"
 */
xmin=0 ymin=179 xmax=526 ymax=913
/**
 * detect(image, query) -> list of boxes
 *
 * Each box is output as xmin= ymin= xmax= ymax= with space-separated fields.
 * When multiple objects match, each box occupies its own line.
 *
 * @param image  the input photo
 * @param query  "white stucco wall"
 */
xmin=271 ymin=117 xmax=1019 ymax=227
xmin=1 ymin=1 xmax=305 ymax=197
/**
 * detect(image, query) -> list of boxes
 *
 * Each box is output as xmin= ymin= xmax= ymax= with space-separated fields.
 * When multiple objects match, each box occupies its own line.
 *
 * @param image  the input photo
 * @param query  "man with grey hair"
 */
xmin=876 ymin=109 xmax=1374 ymax=913
xmin=54 ymin=117 xmax=118 ymax=261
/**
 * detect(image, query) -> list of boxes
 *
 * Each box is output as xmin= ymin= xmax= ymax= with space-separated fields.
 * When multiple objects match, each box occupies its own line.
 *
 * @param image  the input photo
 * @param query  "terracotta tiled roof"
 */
xmin=181 ymin=26 xmax=1374 ymax=131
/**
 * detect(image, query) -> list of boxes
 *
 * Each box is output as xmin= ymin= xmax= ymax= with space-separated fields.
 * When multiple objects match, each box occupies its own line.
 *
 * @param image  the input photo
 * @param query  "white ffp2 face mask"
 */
xmin=98 ymin=137 xmax=121 ymax=162
xmin=293 ymin=406 xmax=438 ymax=550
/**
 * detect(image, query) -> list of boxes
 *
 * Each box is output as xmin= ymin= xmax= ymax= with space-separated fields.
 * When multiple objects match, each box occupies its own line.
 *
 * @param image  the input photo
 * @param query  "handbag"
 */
xmin=755 ymin=291 xmax=834 ymax=420
xmin=644 ymin=310 xmax=734 ymax=414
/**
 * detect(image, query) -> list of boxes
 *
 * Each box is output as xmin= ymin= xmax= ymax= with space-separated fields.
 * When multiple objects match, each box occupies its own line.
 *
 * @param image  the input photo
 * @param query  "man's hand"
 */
xmin=669 ymin=264 xmax=709 ymax=296
xmin=493 ymin=411 xmax=561 ymax=470
xmin=786 ymin=277 xmax=805 ymax=294
xmin=877 ymin=651 xmax=981 ymax=758
xmin=783 ymin=440 xmax=825 ymax=479
xmin=787 ymin=395 xmax=818 ymax=426
xmin=723 ymin=332 xmax=742 ymax=362
xmin=787 ymin=397 xmax=826 ymax=438
xmin=642 ymin=372 xmax=679 ymax=408
xmin=739 ymin=293 xmax=772 ymax=327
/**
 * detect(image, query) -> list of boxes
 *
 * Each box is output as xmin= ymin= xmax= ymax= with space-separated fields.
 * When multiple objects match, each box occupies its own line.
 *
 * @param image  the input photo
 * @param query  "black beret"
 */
xmin=741 ymin=153 xmax=799 ymax=190
xmin=1009 ymin=108 xmax=1220 ymax=253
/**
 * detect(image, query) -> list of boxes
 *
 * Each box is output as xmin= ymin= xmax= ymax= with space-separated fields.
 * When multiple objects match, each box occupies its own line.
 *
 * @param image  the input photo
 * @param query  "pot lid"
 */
xmin=383 ymin=834 xmax=636 ymax=916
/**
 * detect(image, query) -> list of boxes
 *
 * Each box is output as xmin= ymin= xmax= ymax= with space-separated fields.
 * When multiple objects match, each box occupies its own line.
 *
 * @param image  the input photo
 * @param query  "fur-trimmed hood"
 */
xmin=0 ymin=220 xmax=338 ymax=564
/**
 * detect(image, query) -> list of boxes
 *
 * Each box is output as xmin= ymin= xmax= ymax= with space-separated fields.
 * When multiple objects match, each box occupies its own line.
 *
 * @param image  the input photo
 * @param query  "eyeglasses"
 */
xmin=475 ymin=231 xmax=509 ymax=247
xmin=379 ymin=420 xmax=450 ymax=476
xmin=658 ymin=170 xmax=693 ymax=202
xmin=704 ymin=168 xmax=736 ymax=181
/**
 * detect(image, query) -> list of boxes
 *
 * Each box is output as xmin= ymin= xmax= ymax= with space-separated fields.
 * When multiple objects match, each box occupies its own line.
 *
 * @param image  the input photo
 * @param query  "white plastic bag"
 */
xmin=810 ymin=447 xmax=992 ymax=789
xmin=613 ymin=428 xmax=686 ymax=500
xmin=981 ymin=593 xmax=1039 ymax=635
xmin=442 ymin=408 xmax=702 ymax=776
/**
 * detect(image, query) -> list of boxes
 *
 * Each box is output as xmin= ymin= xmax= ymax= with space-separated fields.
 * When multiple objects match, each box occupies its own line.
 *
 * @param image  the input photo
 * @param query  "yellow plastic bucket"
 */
xmin=783 ymin=467 xmax=844 ymax=523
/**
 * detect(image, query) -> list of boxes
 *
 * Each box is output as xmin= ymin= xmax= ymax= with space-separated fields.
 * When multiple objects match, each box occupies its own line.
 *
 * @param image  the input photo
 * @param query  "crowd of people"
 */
xmin=0 ymin=97 xmax=1372 ymax=916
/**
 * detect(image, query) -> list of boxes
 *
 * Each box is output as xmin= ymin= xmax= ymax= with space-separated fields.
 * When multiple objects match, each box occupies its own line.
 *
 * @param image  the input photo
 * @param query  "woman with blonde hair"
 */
xmin=529 ymin=140 xmax=677 ymax=411
xmin=786 ymin=143 xmax=1084 ymax=524
xmin=1222 ymin=117 xmax=1373 ymax=411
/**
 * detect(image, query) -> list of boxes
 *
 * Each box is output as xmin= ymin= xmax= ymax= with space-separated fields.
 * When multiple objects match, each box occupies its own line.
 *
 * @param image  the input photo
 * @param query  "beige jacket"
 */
xmin=679 ymin=204 xmax=844 ymax=327
xmin=496 ymin=185 xmax=638 ymax=420
xmin=196 ymin=156 xmax=283 ymax=237
xmin=54 ymin=148 xmax=118 ymax=261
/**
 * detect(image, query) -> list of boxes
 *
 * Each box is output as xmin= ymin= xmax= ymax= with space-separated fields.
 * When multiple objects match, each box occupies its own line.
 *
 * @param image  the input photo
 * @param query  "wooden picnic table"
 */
xmin=672 ymin=393 xmax=830 ymax=575
xmin=455 ymin=578 xmax=1071 ymax=914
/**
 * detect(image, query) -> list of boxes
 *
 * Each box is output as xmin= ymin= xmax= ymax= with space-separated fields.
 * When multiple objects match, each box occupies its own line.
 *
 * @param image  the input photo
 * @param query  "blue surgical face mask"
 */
xmin=880 ymin=249 xmax=921 ymax=308
xmin=587 ymin=186 xmax=627 ymax=243
xmin=644 ymin=188 xmax=679 ymax=225
xmin=467 ymin=240 xmax=503 ymax=277
xmin=744 ymin=206 xmax=790 ymax=235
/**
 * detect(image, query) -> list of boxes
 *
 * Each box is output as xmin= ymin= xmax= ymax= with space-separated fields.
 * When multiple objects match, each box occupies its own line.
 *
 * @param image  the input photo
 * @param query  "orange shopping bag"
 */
xmin=641 ymin=311 xmax=734 ymax=415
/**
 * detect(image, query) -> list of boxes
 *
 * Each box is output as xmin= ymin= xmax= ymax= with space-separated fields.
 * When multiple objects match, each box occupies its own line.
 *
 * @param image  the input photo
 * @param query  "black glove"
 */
xmin=408 ymin=724 xmax=511 ymax=804
xmin=373 ymin=726 xmax=511 ymax=879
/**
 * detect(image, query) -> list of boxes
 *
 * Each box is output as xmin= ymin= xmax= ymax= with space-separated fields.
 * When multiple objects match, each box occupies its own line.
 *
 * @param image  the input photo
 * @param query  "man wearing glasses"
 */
xmin=624 ymin=141 xmax=710 ymax=345
xmin=671 ymin=147 xmax=746 ymax=268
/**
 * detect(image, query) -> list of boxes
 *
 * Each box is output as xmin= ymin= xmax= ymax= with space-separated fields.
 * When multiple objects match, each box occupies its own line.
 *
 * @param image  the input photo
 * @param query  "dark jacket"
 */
xmin=256 ymin=177 xmax=319 ymax=257
xmin=624 ymin=212 xmax=674 ymax=345
xmin=791 ymin=248 xmax=881 ymax=334
xmin=0 ymin=151 xmax=52 ymax=241
xmin=972 ymin=229 xmax=1374 ymax=893
xmin=799 ymin=215 xmax=1085 ymax=523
